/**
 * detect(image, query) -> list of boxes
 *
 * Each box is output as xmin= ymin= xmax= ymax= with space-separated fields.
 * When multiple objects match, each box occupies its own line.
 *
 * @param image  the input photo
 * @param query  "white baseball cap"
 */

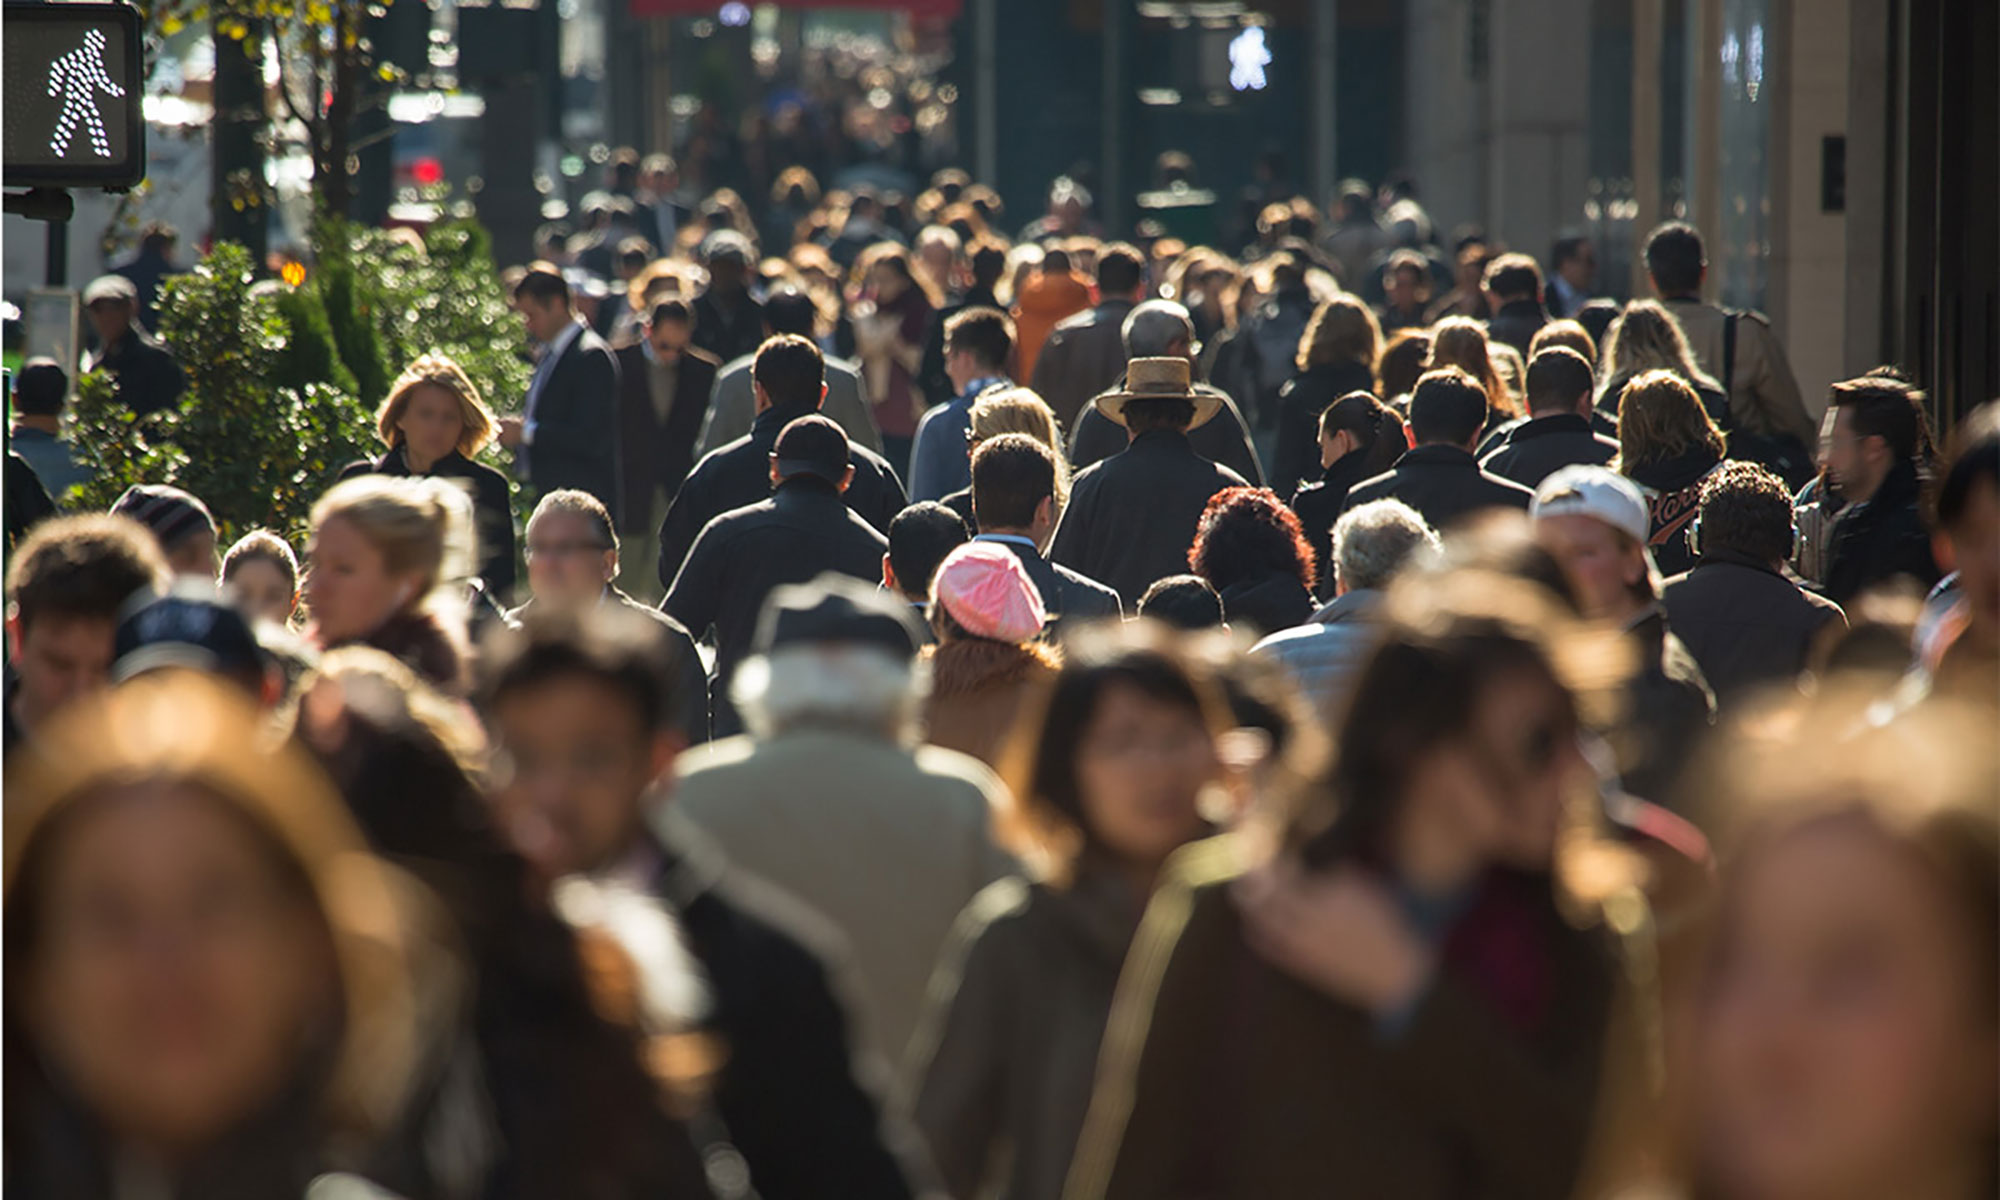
xmin=1531 ymin=465 xmax=1651 ymax=544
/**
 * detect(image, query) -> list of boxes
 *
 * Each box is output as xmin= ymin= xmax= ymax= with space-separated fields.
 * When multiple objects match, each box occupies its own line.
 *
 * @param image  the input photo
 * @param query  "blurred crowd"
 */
xmin=5 ymin=141 xmax=1998 ymax=1200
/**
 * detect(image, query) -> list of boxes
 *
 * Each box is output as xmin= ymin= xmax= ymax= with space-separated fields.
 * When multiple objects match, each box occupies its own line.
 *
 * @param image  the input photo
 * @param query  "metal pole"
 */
xmin=1101 ymin=0 xmax=1126 ymax=237
xmin=45 ymin=220 xmax=69 ymax=289
xmin=1313 ymin=0 xmax=1338 ymax=204
xmin=1632 ymin=0 xmax=1663 ymax=298
xmin=975 ymin=0 xmax=997 ymax=186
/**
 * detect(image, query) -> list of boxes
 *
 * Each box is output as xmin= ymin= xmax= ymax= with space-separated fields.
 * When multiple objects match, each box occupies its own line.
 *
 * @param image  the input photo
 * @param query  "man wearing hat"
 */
xmin=692 ymin=230 xmax=766 ymax=364
xmin=1532 ymin=464 xmax=1714 ymax=806
xmin=663 ymin=413 xmax=890 ymax=736
xmin=109 ymin=483 xmax=218 ymax=578
xmin=82 ymin=274 xmax=186 ymax=416
xmin=1066 ymin=300 xmax=1264 ymax=485
xmin=674 ymin=572 xmax=1013 ymax=1067
xmin=1049 ymin=357 xmax=1249 ymax=606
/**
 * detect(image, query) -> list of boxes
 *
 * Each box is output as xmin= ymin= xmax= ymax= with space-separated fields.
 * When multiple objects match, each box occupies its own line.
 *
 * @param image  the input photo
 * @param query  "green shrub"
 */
xmin=272 ymin=284 xmax=360 ymax=397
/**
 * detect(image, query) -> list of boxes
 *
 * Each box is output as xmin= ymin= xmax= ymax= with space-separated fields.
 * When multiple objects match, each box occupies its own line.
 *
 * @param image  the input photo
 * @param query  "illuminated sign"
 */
xmin=4 ymin=2 xmax=146 ymax=189
xmin=1228 ymin=25 xmax=1270 ymax=92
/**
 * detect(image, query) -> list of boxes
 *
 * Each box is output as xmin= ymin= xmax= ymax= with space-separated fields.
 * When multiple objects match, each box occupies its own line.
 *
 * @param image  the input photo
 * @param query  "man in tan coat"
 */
xmin=1643 ymin=221 xmax=1819 ymax=450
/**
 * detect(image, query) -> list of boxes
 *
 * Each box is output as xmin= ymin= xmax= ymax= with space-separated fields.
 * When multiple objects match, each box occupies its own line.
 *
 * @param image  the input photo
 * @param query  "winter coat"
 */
xmin=697 ymin=353 xmax=884 ymax=461
xmin=1479 ymin=412 xmax=1620 ymax=490
xmin=1271 ymin=359 xmax=1377 ymax=501
xmin=1252 ymin=588 xmax=1384 ymax=723
xmin=922 ymin=637 xmax=1062 ymax=769
xmin=1011 ymin=270 xmax=1094 ymax=384
xmin=1051 ymin=429 xmax=1250 ymax=607
xmin=1624 ymin=446 xmax=1727 ymax=578
xmin=1215 ymin=571 xmax=1316 ymax=639
xmin=1821 ymin=460 xmax=1941 ymax=605
xmin=674 ymin=729 xmax=1015 ymax=1068
xmin=974 ymin=535 xmax=1124 ymax=634
xmin=340 ymin=447 xmax=518 ymax=601
xmin=506 ymin=590 xmax=711 ymax=745
xmin=1662 ymin=550 xmax=1847 ymax=705
xmin=1033 ymin=299 xmax=1140 ymax=433
xmin=1070 ymin=383 xmax=1266 ymax=487
xmin=908 ymin=866 xmax=1150 ymax=1200
xmin=1342 ymin=445 xmax=1534 ymax=533
xmin=1290 ymin=452 xmax=1381 ymax=597
xmin=1612 ymin=608 xmax=1717 ymax=809
xmin=1661 ymin=298 xmax=1819 ymax=449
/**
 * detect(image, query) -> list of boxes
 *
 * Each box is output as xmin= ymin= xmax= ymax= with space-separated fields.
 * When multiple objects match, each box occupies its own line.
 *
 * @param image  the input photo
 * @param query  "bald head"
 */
xmin=1122 ymin=299 xmax=1196 ymax=359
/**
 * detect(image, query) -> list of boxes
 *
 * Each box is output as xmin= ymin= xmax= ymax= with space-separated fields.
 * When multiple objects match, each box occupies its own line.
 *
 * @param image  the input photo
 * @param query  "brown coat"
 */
xmin=1031 ymin=299 xmax=1138 ymax=433
xmin=1065 ymin=837 xmax=1665 ymax=1200
xmin=1661 ymin=299 xmax=1818 ymax=448
xmin=921 ymin=638 xmax=1060 ymax=770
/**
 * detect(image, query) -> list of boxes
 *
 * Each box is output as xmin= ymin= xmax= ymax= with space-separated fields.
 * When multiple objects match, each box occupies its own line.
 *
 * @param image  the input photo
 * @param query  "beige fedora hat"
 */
xmin=1093 ymin=357 xmax=1225 ymax=430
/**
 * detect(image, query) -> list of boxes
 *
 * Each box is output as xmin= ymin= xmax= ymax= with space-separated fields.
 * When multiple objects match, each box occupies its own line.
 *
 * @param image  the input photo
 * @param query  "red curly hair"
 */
xmin=1188 ymin=486 xmax=1318 ymax=594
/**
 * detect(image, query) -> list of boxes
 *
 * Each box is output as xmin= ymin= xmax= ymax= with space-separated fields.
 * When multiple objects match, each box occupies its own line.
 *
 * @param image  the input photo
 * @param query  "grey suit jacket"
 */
xmin=696 ymin=352 xmax=885 ymax=460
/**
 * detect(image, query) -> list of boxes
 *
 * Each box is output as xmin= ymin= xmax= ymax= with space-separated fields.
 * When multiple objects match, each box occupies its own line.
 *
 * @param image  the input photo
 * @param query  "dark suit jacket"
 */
xmin=1070 ymin=383 xmax=1266 ymax=487
xmin=1031 ymin=299 xmax=1139 ymax=433
xmin=655 ymin=404 xmax=908 ymax=589
xmin=522 ymin=324 xmax=621 ymax=521
xmin=1342 ymin=445 xmax=1534 ymax=531
xmin=506 ymin=589 xmax=711 ymax=744
xmin=614 ymin=342 xmax=720 ymax=533
xmin=85 ymin=324 xmax=186 ymax=416
xmin=1662 ymin=551 xmax=1846 ymax=705
xmin=1051 ymin=429 xmax=1249 ymax=606
xmin=976 ymin=535 xmax=1123 ymax=634
xmin=1479 ymin=413 xmax=1620 ymax=490
xmin=662 ymin=477 xmax=891 ymax=736
xmin=340 ymin=447 xmax=518 ymax=599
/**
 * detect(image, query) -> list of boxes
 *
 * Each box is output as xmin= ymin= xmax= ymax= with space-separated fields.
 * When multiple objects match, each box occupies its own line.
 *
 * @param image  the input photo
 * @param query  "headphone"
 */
xmin=1687 ymin=499 xmax=1798 ymax=561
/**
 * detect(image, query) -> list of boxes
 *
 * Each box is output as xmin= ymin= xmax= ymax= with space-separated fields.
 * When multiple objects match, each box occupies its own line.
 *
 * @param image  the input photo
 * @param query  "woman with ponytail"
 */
xmin=1290 ymin=392 xmax=1412 ymax=595
xmin=304 ymin=475 xmax=478 ymax=694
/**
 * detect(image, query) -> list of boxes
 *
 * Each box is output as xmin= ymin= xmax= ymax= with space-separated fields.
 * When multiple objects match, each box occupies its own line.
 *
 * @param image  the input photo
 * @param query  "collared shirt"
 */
xmin=907 ymin=375 xmax=1009 ymax=502
xmin=641 ymin=338 xmax=681 ymax=425
xmin=524 ymin=319 xmax=585 ymax=444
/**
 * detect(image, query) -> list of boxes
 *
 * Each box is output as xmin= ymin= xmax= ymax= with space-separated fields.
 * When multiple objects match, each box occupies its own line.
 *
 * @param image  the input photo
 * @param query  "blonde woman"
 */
xmin=305 ymin=474 xmax=477 ymax=694
xmin=939 ymin=386 xmax=1071 ymax=530
xmin=1596 ymin=300 xmax=1727 ymax=429
xmin=340 ymin=353 xmax=516 ymax=597
xmin=1426 ymin=315 xmax=1516 ymax=435
xmin=1273 ymin=295 xmax=1383 ymax=499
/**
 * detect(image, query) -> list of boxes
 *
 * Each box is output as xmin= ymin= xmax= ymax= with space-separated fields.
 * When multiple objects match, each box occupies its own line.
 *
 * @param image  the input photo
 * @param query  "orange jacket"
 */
xmin=1010 ymin=269 xmax=1094 ymax=381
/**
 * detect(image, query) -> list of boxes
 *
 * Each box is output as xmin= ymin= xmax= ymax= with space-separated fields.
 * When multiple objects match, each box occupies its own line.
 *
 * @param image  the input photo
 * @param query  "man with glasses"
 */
xmin=508 ymin=489 xmax=710 ymax=743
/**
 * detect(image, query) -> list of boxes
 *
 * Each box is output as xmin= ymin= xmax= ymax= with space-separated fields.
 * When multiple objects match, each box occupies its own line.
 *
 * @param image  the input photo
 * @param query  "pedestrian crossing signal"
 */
xmin=4 ymin=2 xmax=146 ymax=190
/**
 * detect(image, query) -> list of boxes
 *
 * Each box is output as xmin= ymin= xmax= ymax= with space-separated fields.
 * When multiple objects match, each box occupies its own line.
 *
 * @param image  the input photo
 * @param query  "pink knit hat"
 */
xmin=932 ymin=541 xmax=1047 ymax=643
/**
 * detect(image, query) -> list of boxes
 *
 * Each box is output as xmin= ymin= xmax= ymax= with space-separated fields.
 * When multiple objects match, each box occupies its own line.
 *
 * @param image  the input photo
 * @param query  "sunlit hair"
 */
xmin=1426 ymin=316 xmax=1516 ymax=416
xmin=1615 ymin=369 xmax=1726 ymax=472
xmin=222 ymin=528 xmax=300 ymax=603
xmin=1189 ymin=486 xmax=1318 ymax=594
xmin=1491 ymin=343 xmax=1527 ymax=410
xmin=1295 ymin=294 xmax=1383 ymax=373
xmin=1377 ymin=328 xmax=1433 ymax=401
xmin=969 ymin=387 xmax=1070 ymax=505
xmin=3 ymin=673 xmax=443 ymax=1145
xmin=311 ymin=475 xmax=476 ymax=608
xmin=1601 ymin=300 xmax=1718 ymax=394
xmin=993 ymin=622 xmax=1232 ymax=887
xmin=374 ymin=353 xmax=498 ymax=457
xmin=1530 ymin=317 xmax=1598 ymax=365
xmin=731 ymin=643 xmax=929 ymax=743
xmin=853 ymin=242 xmax=943 ymax=309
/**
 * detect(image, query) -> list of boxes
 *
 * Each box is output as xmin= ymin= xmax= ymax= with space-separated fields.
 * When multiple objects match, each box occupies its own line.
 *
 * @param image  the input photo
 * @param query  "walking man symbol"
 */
xmin=46 ymin=29 xmax=124 ymax=159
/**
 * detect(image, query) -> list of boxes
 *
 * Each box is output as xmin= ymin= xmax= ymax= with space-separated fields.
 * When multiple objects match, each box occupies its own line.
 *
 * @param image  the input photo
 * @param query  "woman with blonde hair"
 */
xmin=1426 ymin=316 xmax=1516 ymax=435
xmin=1273 ymin=295 xmax=1384 ymax=499
xmin=938 ymin=386 xmax=1071 ymax=530
xmin=305 ymin=474 xmax=477 ymax=694
xmin=1596 ymin=300 xmax=1726 ymax=429
xmin=3 ymin=673 xmax=471 ymax=1197
xmin=1615 ymin=369 xmax=1730 ymax=575
xmin=339 ymin=353 xmax=516 ymax=598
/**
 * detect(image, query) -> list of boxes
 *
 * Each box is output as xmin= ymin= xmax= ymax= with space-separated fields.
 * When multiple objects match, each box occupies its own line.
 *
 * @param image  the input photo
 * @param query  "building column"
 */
xmin=1632 ymin=0 xmax=1663 ymax=296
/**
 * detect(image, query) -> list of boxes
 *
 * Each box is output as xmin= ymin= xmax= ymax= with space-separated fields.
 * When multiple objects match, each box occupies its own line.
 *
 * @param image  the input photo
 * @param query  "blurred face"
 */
xmin=87 ymin=300 xmax=132 ymax=346
xmin=304 ymin=516 xmax=419 ymax=644
xmin=869 ymin=261 xmax=907 ymax=300
xmin=1536 ymin=514 xmax=1647 ymax=621
xmin=1560 ymin=242 xmax=1597 ymax=289
xmin=1939 ymin=476 xmax=2000 ymax=645
xmin=1320 ymin=427 xmax=1358 ymax=470
xmin=7 ymin=615 xmax=117 ymax=730
xmin=166 ymin=531 xmax=218 ymax=581
xmin=226 ymin=558 xmax=296 ymax=626
xmin=525 ymin=511 xmax=615 ymax=608
xmin=1073 ymin=682 xmax=1216 ymax=868
xmin=1825 ymin=406 xmax=1890 ymax=501
xmin=26 ymin=783 xmax=335 ymax=1155
xmin=395 ymin=384 xmax=467 ymax=467
xmin=488 ymin=675 xmax=675 ymax=886
xmin=1698 ymin=819 xmax=1997 ymax=1199
xmin=1385 ymin=266 xmax=1426 ymax=309
xmin=517 ymin=294 xmax=570 ymax=345
xmin=646 ymin=317 xmax=692 ymax=364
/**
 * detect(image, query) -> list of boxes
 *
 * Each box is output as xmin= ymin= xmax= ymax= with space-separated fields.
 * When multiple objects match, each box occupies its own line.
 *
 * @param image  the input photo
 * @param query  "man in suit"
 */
xmin=1030 ymin=241 xmax=1147 ymax=432
xmin=658 ymin=335 xmax=906 ymax=590
xmin=1480 ymin=347 xmax=1621 ymax=488
xmin=971 ymin=433 xmax=1122 ymax=631
xmin=691 ymin=231 xmax=767 ymax=366
xmin=639 ymin=153 xmax=694 ymax=255
xmin=1068 ymin=300 xmax=1265 ymax=485
xmin=663 ymin=415 xmax=891 ymax=737
xmin=500 ymin=265 xmax=622 ymax=520
xmin=697 ymin=289 xmax=884 ymax=459
xmin=1343 ymin=367 xmax=1535 ymax=530
xmin=616 ymin=297 xmax=721 ymax=597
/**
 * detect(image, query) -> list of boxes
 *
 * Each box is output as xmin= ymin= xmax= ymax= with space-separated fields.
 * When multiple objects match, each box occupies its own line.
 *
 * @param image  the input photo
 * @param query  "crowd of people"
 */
xmin=5 ymin=150 xmax=1997 ymax=1200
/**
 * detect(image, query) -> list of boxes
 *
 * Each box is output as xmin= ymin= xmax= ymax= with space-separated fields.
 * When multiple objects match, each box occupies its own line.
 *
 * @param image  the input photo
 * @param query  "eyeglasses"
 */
xmin=525 ymin=540 xmax=610 ymax=561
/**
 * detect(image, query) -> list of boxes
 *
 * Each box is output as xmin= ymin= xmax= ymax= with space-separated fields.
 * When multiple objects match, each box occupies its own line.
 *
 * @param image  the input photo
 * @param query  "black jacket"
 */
xmin=1822 ymin=461 xmax=1940 ymax=605
xmin=1626 ymin=447 xmax=1725 ymax=578
xmin=85 ymin=323 xmax=186 ymax=416
xmin=614 ymin=342 xmax=721 ymax=534
xmin=1342 ymin=444 xmax=1535 ymax=532
xmin=656 ymin=404 xmax=908 ymax=589
xmin=977 ymin=535 xmax=1123 ymax=633
xmin=341 ymin=447 xmax=518 ymax=601
xmin=1479 ymin=413 xmax=1619 ymax=489
xmin=1272 ymin=359 xmax=1376 ymax=501
xmin=691 ymin=287 xmax=766 ymax=365
xmin=1217 ymin=571 xmax=1315 ymax=637
xmin=1051 ymin=429 xmax=1249 ymax=607
xmin=1485 ymin=299 xmax=1548 ymax=357
xmin=1291 ymin=451 xmax=1379 ymax=598
xmin=520 ymin=324 xmax=622 ymax=520
xmin=662 ymin=476 xmax=889 ymax=735
xmin=1662 ymin=550 xmax=1846 ymax=705
xmin=1070 ymin=383 xmax=1266 ymax=487
xmin=1030 ymin=298 xmax=1139 ymax=433
xmin=649 ymin=821 xmax=922 ymax=1200
xmin=1615 ymin=608 xmax=1717 ymax=809
xmin=506 ymin=589 xmax=711 ymax=744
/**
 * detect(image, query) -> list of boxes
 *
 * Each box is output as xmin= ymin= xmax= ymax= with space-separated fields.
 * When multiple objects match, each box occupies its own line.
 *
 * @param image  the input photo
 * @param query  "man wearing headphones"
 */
xmin=1662 ymin=461 xmax=1847 ymax=707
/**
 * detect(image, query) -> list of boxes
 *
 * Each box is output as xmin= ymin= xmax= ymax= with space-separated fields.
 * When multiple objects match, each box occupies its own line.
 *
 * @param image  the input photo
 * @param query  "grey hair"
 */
xmin=731 ymin=643 xmax=931 ymax=742
xmin=1331 ymin=499 xmax=1440 ymax=593
xmin=1122 ymin=299 xmax=1197 ymax=358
